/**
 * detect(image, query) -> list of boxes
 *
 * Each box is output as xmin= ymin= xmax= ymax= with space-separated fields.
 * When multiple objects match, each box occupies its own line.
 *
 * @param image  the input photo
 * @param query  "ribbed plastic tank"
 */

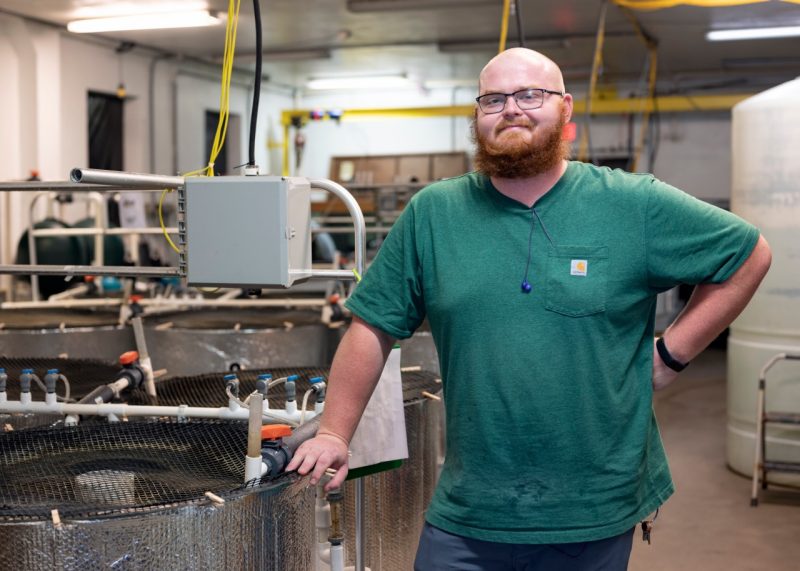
xmin=0 ymin=422 xmax=316 ymax=570
xmin=728 ymin=77 xmax=800 ymax=483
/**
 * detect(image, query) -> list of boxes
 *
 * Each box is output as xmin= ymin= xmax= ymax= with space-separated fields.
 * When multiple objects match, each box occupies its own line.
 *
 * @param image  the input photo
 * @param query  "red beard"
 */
xmin=472 ymin=112 xmax=570 ymax=179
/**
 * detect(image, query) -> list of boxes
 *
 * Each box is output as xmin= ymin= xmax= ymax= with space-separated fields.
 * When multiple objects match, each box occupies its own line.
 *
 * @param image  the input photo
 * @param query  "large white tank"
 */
xmin=728 ymin=77 xmax=800 ymax=483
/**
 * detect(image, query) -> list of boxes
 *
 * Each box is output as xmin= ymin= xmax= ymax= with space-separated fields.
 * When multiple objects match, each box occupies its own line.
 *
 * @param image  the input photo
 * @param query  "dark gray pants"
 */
xmin=414 ymin=522 xmax=635 ymax=571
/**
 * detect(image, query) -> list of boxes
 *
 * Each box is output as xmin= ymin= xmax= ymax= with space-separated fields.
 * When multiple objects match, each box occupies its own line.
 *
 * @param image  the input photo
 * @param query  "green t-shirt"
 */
xmin=345 ymin=161 xmax=759 ymax=544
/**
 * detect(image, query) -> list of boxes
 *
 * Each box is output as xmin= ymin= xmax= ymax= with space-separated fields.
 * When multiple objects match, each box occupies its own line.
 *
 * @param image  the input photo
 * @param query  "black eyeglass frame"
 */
xmin=475 ymin=88 xmax=565 ymax=114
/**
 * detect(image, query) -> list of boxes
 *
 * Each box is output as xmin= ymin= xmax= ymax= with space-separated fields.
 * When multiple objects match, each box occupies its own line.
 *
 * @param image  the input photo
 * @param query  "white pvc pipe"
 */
xmin=131 ymin=316 xmax=157 ymax=399
xmin=1 ymin=296 xmax=329 ymax=311
xmin=329 ymin=544 xmax=345 ymax=571
xmin=0 ymin=400 xmax=319 ymax=424
xmin=245 ymin=455 xmax=266 ymax=482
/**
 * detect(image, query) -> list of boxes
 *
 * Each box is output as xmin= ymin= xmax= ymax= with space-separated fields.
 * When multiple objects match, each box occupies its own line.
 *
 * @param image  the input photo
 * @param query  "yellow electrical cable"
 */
xmin=498 ymin=0 xmax=511 ymax=53
xmin=155 ymin=1 xmax=241 ymax=255
xmin=158 ymin=188 xmax=181 ymax=254
xmin=207 ymin=0 xmax=241 ymax=176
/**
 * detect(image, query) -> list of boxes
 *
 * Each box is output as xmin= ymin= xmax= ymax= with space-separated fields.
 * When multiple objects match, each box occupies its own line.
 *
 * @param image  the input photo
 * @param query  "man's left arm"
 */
xmin=653 ymin=235 xmax=772 ymax=390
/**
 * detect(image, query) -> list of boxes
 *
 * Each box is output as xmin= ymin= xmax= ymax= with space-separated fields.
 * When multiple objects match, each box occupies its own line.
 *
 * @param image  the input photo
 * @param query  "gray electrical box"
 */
xmin=183 ymin=176 xmax=312 ymax=288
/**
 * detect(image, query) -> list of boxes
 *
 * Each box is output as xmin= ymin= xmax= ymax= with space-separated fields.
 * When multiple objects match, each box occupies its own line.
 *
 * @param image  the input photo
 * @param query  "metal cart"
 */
xmin=751 ymin=352 xmax=800 ymax=506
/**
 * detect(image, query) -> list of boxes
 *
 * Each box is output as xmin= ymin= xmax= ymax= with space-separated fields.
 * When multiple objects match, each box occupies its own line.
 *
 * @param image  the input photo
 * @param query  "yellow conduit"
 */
xmin=498 ymin=0 xmax=512 ymax=53
xmin=578 ymin=0 xmax=608 ymax=162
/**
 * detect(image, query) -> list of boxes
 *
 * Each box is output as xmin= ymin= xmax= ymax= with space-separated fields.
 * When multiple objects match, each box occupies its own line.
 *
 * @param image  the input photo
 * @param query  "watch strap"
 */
xmin=656 ymin=337 xmax=688 ymax=372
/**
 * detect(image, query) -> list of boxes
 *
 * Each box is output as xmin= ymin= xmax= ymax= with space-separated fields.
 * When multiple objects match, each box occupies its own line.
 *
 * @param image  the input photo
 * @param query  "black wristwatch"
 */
xmin=656 ymin=337 xmax=689 ymax=372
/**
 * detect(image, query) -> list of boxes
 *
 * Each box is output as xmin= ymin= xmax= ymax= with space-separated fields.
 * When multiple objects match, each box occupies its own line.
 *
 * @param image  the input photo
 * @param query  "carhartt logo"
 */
xmin=570 ymin=259 xmax=587 ymax=276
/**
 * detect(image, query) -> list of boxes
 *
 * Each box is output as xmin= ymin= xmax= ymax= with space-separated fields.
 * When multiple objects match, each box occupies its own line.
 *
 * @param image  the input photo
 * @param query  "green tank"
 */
xmin=73 ymin=217 xmax=127 ymax=266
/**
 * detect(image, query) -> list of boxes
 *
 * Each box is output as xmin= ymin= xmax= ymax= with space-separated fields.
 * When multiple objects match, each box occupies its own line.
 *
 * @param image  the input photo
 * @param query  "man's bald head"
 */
xmin=478 ymin=48 xmax=566 ymax=94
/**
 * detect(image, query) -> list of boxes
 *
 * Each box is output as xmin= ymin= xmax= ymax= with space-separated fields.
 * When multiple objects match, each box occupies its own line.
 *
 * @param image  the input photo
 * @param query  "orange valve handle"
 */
xmin=119 ymin=351 xmax=140 ymax=366
xmin=261 ymin=424 xmax=293 ymax=440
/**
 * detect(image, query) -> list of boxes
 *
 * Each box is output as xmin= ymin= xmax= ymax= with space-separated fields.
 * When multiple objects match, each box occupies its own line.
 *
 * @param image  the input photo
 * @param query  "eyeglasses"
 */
xmin=475 ymin=88 xmax=565 ymax=114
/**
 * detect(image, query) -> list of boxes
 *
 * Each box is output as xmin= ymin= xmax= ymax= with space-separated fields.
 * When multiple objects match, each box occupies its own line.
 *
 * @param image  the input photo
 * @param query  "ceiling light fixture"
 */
xmin=706 ymin=25 xmax=800 ymax=41
xmin=72 ymin=2 xmax=209 ymax=19
xmin=67 ymin=10 xmax=221 ymax=33
xmin=306 ymin=74 xmax=414 ymax=90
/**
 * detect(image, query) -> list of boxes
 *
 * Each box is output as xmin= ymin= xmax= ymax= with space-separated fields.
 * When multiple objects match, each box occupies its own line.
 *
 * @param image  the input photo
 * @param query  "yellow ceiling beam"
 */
xmin=280 ymin=92 xmax=752 ymax=127
xmin=573 ymin=93 xmax=751 ymax=113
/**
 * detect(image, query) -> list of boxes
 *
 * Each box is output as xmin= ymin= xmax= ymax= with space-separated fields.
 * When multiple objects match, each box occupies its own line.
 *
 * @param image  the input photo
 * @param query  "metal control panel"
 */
xmin=183 ymin=176 xmax=312 ymax=288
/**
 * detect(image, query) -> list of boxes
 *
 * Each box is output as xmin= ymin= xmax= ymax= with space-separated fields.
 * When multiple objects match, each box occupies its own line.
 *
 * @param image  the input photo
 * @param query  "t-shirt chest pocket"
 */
xmin=544 ymin=245 xmax=609 ymax=317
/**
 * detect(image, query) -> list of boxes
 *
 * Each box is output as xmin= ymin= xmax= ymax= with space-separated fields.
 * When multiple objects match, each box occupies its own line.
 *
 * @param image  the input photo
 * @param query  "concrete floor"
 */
xmin=629 ymin=348 xmax=800 ymax=571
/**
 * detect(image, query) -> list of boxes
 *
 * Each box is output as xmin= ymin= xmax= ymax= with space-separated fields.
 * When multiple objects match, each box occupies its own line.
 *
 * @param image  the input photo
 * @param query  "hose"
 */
xmin=285 ymin=414 xmax=321 ymax=455
xmin=300 ymin=388 xmax=313 ymax=425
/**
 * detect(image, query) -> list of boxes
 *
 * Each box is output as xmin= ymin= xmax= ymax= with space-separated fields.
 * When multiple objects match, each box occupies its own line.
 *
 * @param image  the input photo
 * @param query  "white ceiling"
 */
xmin=1 ymin=0 xmax=799 ymax=92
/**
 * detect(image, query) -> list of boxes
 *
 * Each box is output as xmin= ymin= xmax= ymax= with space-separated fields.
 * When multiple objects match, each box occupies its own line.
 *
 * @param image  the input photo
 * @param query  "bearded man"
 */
xmin=288 ymin=48 xmax=771 ymax=570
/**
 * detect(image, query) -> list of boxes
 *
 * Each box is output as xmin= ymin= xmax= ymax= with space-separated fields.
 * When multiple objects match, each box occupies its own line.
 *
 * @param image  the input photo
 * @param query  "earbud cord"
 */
xmin=532 ymin=207 xmax=555 ymax=247
xmin=521 ymin=208 xmax=536 ymax=291
xmin=521 ymin=207 xmax=556 ymax=293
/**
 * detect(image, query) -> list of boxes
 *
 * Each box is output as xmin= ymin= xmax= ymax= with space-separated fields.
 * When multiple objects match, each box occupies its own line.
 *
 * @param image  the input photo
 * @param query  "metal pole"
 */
xmin=355 ymin=477 xmax=366 ymax=571
xmin=30 ymin=227 xmax=179 ymax=237
xmin=0 ymin=181 xmax=169 ymax=193
xmin=0 ymin=264 xmax=181 ymax=278
xmin=70 ymin=168 xmax=184 ymax=189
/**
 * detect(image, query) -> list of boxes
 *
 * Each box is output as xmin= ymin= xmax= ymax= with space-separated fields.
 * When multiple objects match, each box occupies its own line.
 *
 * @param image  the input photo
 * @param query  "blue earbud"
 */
xmin=521 ymin=280 xmax=532 ymax=293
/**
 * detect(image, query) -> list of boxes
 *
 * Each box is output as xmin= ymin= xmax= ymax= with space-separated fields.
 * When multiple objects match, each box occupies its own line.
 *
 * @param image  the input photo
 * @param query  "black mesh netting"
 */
xmin=0 ymin=367 xmax=440 ymax=523
xmin=128 ymin=367 xmax=441 ymax=408
xmin=0 ymin=420 xmax=278 ymax=522
xmin=0 ymin=356 xmax=120 ymax=401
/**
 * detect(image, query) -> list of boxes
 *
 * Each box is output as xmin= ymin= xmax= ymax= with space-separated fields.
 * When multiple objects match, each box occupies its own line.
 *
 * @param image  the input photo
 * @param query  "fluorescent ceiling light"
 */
xmin=307 ymin=75 xmax=413 ymax=90
xmin=72 ymin=2 xmax=208 ymax=19
xmin=706 ymin=25 xmax=800 ymax=41
xmin=67 ymin=10 xmax=221 ymax=33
